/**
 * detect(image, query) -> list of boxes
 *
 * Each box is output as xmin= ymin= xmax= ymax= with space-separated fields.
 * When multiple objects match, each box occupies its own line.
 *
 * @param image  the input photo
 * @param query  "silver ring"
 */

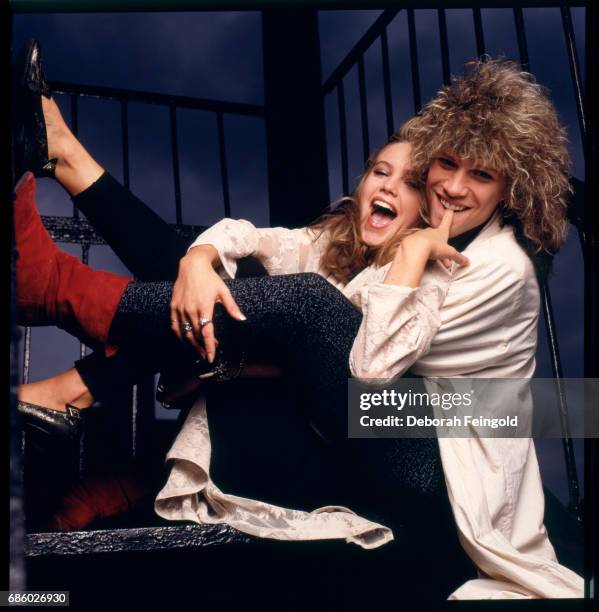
xmin=199 ymin=317 xmax=213 ymax=328
xmin=182 ymin=322 xmax=193 ymax=333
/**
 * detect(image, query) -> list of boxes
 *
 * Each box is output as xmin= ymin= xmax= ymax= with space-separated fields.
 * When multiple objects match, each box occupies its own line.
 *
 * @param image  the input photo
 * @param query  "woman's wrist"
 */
xmin=384 ymin=240 xmax=429 ymax=288
xmin=183 ymin=244 xmax=219 ymax=268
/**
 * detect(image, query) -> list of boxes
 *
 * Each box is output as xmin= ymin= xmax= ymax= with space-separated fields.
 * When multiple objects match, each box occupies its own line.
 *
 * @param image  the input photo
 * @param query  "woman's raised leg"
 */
xmin=12 ymin=37 xmax=189 ymax=281
xmin=14 ymin=171 xmax=131 ymax=348
xmin=41 ymin=95 xmax=189 ymax=281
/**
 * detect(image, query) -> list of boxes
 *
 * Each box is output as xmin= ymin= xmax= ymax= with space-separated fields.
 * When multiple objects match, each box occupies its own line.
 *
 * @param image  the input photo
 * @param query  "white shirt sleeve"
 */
xmin=349 ymin=278 xmax=448 ymax=381
xmin=349 ymin=245 xmax=540 ymax=382
xmin=188 ymin=218 xmax=314 ymax=278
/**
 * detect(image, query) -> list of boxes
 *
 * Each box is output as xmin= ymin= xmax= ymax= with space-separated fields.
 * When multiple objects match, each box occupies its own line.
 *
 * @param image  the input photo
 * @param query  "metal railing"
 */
xmin=22 ymin=81 xmax=266 ymax=378
xmin=321 ymin=5 xmax=586 ymax=520
xmin=20 ymin=85 xmax=266 ymax=469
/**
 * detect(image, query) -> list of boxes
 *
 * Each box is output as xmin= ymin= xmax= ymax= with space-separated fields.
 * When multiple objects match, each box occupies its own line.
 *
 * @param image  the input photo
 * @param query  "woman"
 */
xmin=13 ymin=42 xmax=582 ymax=597
xmin=14 ymin=41 xmax=453 ymax=532
xmin=14 ymin=111 xmax=450 ymax=552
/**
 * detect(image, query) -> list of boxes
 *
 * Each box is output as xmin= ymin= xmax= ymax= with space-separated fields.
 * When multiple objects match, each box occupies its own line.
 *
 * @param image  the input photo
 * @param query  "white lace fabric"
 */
xmin=154 ymin=398 xmax=393 ymax=548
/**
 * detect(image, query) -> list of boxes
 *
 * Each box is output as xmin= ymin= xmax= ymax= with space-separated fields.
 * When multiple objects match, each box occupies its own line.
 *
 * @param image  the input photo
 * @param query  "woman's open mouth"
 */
xmin=369 ymin=200 xmax=397 ymax=228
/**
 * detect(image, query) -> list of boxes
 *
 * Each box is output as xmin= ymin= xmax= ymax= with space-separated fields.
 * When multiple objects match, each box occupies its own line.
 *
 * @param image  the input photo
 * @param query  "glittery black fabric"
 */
xmin=111 ymin=273 xmax=444 ymax=501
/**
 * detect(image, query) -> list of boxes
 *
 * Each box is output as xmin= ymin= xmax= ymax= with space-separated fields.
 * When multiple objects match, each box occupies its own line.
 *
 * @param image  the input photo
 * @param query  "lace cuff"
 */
xmin=189 ymin=219 xmax=315 ymax=278
xmin=189 ymin=218 xmax=259 ymax=279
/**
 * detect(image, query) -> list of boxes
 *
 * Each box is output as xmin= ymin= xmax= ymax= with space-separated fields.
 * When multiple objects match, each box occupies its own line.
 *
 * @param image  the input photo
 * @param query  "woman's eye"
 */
xmin=473 ymin=170 xmax=493 ymax=180
xmin=405 ymin=180 xmax=420 ymax=190
xmin=373 ymin=169 xmax=389 ymax=176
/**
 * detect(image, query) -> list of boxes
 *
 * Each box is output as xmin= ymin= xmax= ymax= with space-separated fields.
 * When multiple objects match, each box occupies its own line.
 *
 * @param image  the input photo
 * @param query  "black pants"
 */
xmin=72 ymin=172 xmax=445 ymax=519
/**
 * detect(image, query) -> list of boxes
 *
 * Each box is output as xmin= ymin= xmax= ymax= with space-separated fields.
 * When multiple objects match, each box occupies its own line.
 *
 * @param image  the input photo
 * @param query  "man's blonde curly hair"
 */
xmin=398 ymin=58 xmax=570 ymax=254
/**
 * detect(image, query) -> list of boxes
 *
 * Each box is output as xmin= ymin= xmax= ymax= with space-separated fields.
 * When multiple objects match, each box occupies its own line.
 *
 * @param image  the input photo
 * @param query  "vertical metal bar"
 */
xmin=79 ymin=244 xmax=90 ymax=360
xmin=473 ymin=8 xmax=486 ymax=59
xmin=170 ymin=105 xmax=183 ymax=225
xmin=78 ymin=433 xmax=86 ymax=477
xmin=121 ymin=100 xmax=130 ymax=190
xmin=131 ymin=384 xmax=138 ymax=458
xmin=337 ymin=81 xmax=349 ymax=195
xmin=407 ymin=9 xmax=422 ymax=113
xmin=561 ymin=6 xmax=586 ymax=140
xmin=357 ymin=56 xmax=370 ymax=161
xmin=10 ymin=225 xmax=25 ymax=590
xmin=80 ymin=244 xmax=89 ymax=265
xmin=21 ymin=323 xmax=31 ymax=470
xmin=71 ymin=95 xmax=80 ymax=220
xmin=582 ymin=4 xmax=597 ymax=598
xmin=22 ymin=327 xmax=31 ymax=385
xmin=263 ymin=9 xmax=330 ymax=227
xmin=78 ymin=243 xmax=91 ymax=476
xmin=216 ymin=111 xmax=231 ymax=218
xmin=540 ymin=279 xmax=580 ymax=518
xmin=438 ymin=9 xmax=451 ymax=86
xmin=513 ymin=7 xmax=530 ymax=72
xmin=380 ymin=29 xmax=394 ymax=137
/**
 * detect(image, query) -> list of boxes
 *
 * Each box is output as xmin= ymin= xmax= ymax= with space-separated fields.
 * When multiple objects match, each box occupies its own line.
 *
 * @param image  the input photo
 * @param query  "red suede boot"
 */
xmin=13 ymin=172 xmax=132 ymax=347
xmin=48 ymin=464 xmax=153 ymax=532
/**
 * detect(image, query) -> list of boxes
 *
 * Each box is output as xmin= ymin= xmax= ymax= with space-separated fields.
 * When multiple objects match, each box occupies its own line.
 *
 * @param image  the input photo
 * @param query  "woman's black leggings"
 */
xmin=73 ymin=172 xmax=191 ymax=280
xmin=109 ymin=274 xmax=445 ymax=507
xmin=72 ymin=172 xmax=444 ymax=509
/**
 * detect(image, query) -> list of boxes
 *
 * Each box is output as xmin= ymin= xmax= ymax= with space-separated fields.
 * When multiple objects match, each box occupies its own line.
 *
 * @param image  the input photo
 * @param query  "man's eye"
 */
xmin=438 ymin=157 xmax=456 ymax=169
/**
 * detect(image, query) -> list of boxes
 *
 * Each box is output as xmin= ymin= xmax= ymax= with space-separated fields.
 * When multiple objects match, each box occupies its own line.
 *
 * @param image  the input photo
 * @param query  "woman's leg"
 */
xmin=14 ymin=171 xmax=130 ymax=348
xmin=15 ymin=200 xmax=443 ymax=509
xmin=14 ymin=178 xmax=444 ymax=504
xmin=109 ymin=274 xmax=359 ymax=436
xmin=42 ymin=95 xmax=190 ymax=280
xmin=73 ymin=173 xmax=189 ymax=281
xmin=109 ymin=275 xmax=444 ymax=509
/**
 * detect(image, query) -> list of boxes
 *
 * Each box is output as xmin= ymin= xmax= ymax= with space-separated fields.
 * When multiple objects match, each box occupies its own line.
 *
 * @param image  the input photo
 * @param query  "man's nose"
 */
xmin=444 ymin=172 xmax=468 ymax=198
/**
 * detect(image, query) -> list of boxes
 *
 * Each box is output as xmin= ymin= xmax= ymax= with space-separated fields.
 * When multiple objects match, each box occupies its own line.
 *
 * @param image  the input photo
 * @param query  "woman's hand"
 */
xmin=404 ymin=209 xmax=470 ymax=268
xmin=385 ymin=210 xmax=469 ymax=288
xmin=170 ymin=245 xmax=246 ymax=363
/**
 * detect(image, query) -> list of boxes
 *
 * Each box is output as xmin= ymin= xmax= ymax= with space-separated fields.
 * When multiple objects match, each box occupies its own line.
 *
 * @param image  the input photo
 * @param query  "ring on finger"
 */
xmin=199 ymin=317 xmax=213 ymax=328
xmin=182 ymin=322 xmax=194 ymax=333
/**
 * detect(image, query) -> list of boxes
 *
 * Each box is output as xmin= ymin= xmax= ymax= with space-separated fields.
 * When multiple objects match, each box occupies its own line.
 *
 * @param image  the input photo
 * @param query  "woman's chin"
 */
xmin=360 ymin=226 xmax=394 ymax=247
xmin=360 ymin=233 xmax=385 ymax=247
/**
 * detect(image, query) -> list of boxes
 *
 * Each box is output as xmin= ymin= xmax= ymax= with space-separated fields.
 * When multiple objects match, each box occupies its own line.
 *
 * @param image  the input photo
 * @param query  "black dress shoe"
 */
xmin=17 ymin=400 xmax=84 ymax=443
xmin=12 ymin=39 xmax=57 ymax=183
xmin=156 ymin=348 xmax=246 ymax=408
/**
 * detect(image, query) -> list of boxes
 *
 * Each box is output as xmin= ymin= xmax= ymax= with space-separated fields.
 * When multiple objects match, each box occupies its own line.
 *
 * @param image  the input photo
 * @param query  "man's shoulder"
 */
xmin=466 ymin=222 xmax=535 ymax=282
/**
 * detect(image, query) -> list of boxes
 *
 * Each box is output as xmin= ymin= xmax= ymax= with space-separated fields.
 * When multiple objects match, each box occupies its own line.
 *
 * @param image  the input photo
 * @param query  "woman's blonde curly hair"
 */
xmin=399 ymin=58 xmax=571 ymax=254
xmin=310 ymin=139 xmax=425 ymax=285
